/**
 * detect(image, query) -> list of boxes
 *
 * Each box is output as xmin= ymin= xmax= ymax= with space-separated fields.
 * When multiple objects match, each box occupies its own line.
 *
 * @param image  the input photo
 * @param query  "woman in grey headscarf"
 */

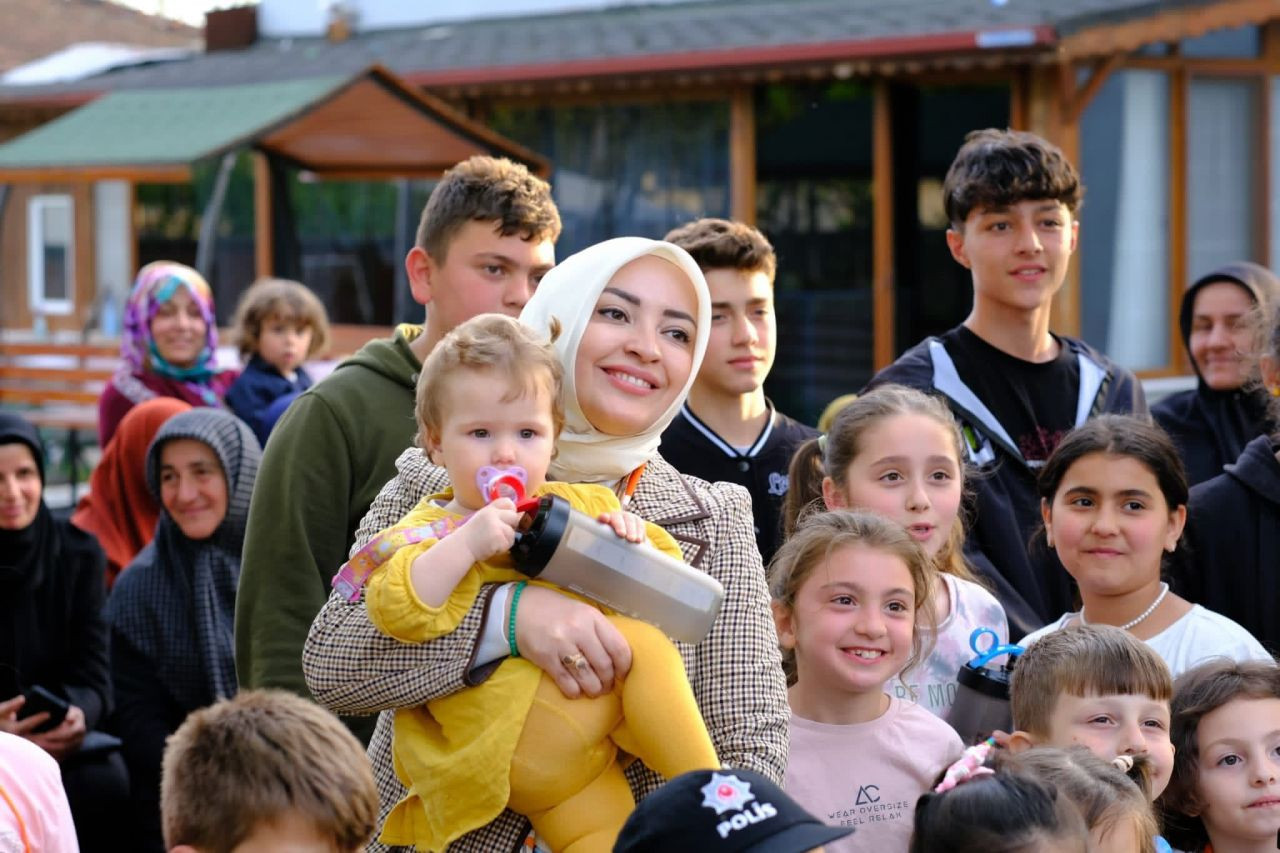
xmin=1153 ymin=261 xmax=1280 ymax=485
xmin=106 ymin=408 xmax=260 ymax=853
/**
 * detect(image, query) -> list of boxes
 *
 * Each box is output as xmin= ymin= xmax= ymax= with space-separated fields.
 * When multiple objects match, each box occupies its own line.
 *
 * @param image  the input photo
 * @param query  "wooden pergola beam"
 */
xmin=1066 ymin=53 xmax=1124 ymax=124
xmin=1058 ymin=0 xmax=1280 ymax=60
xmin=0 ymin=164 xmax=190 ymax=183
xmin=253 ymin=151 xmax=272 ymax=279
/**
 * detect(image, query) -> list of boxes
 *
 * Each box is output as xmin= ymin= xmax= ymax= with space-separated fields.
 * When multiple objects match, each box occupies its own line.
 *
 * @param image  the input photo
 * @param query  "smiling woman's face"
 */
xmin=574 ymin=255 xmax=698 ymax=436
xmin=1188 ymin=281 xmax=1257 ymax=391
xmin=149 ymin=287 xmax=208 ymax=369
xmin=0 ymin=443 xmax=41 ymax=531
xmin=159 ymin=438 xmax=227 ymax=541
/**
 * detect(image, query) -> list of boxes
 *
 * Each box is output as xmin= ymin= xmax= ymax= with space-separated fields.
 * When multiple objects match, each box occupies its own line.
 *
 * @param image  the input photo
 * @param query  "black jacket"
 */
xmin=660 ymin=402 xmax=818 ymax=566
xmin=1179 ymin=435 xmax=1280 ymax=656
xmin=0 ymin=518 xmax=110 ymax=728
xmin=225 ymin=355 xmax=313 ymax=447
xmin=866 ymin=332 xmax=1147 ymax=640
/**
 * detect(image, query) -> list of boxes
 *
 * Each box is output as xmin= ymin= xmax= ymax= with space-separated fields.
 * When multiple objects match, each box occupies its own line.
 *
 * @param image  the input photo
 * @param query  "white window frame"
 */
xmin=27 ymin=194 xmax=75 ymax=316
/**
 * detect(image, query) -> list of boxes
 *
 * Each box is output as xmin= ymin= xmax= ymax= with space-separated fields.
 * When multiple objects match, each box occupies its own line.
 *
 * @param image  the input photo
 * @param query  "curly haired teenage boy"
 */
xmin=234 ymin=156 xmax=560 ymax=742
xmin=865 ymin=129 xmax=1146 ymax=639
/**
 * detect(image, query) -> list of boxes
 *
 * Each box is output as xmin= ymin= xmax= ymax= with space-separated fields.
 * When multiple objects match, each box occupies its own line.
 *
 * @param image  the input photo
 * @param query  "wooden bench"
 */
xmin=0 ymin=341 xmax=119 ymax=497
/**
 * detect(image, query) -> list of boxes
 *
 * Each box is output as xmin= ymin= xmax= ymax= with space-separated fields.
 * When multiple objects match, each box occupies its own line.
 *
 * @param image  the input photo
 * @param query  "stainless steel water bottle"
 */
xmin=510 ymin=495 xmax=725 ymax=643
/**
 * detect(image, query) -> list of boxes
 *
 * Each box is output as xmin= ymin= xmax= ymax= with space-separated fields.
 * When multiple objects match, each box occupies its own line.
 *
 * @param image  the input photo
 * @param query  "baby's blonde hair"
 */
xmin=415 ymin=314 xmax=564 ymax=455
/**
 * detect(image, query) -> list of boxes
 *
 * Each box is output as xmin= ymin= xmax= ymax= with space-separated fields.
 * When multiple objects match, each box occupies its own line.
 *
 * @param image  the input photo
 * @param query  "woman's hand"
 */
xmin=0 ymin=695 xmax=48 ymax=737
xmin=459 ymin=499 xmax=521 ymax=562
xmin=597 ymin=510 xmax=646 ymax=543
xmin=29 ymin=705 xmax=86 ymax=762
xmin=513 ymin=585 xmax=632 ymax=699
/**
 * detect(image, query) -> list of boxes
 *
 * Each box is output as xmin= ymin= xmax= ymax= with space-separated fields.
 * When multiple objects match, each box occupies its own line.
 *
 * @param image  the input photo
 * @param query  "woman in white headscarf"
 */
xmin=304 ymin=238 xmax=788 ymax=852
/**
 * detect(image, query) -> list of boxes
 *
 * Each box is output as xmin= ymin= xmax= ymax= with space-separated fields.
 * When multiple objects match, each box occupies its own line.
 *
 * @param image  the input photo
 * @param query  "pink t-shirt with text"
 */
xmin=784 ymin=697 xmax=963 ymax=852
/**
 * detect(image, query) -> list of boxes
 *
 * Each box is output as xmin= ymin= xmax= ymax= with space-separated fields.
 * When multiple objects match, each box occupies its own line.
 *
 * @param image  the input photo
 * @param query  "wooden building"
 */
xmin=1 ymin=0 xmax=1277 ymax=420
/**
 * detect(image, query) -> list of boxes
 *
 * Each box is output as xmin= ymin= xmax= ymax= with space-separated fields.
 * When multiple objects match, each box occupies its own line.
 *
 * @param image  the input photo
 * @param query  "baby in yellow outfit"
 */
xmin=351 ymin=314 xmax=718 ymax=852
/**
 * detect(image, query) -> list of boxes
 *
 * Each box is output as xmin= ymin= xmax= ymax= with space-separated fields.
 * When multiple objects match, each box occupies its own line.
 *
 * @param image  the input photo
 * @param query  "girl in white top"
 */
xmin=771 ymin=510 xmax=963 ymax=852
xmin=784 ymin=385 xmax=1009 ymax=721
xmin=1022 ymin=415 xmax=1269 ymax=678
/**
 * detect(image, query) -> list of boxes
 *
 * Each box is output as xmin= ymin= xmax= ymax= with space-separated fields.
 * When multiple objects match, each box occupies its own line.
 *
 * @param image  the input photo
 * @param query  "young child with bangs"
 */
xmin=1008 ymin=624 xmax=1177 ymax=802
xmin=784 ymin=384 xmax=1008 ymax=722
xmin=226 ymin=277 xmax=330 ymax=445
xmin=771 ymin=509 xmax=963 ymax=851
xmin=1163 ymin=659 xmax=1280 ymax=853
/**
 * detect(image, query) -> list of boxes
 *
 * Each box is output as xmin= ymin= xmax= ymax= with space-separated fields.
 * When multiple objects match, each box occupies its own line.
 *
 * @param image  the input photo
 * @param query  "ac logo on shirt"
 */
xmin=855 ymin=785 xmax=880 ymax=805
xmin=767 ymin=471 xmax=789 ymax=496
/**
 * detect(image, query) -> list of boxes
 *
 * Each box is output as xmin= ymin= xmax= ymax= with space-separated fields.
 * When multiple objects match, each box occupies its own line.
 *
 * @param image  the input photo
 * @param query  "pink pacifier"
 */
xmin=476 ymin=466 xmax=540 ymax=513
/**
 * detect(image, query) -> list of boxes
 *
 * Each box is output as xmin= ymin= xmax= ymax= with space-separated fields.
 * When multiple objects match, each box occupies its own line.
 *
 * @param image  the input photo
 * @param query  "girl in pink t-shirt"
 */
xmin=770 ymin=509 xmax=963 ymax=852
xmin=785 ymin=385 xmax=1009 ymax=721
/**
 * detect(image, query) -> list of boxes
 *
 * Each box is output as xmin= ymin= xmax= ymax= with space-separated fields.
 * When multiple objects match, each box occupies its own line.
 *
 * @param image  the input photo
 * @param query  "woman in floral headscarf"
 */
xmin=97 ymin=262 xmax=238 ymax=447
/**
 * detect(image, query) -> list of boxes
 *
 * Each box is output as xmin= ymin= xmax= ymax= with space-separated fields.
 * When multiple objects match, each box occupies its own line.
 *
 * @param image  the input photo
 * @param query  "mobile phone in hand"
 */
xmin=17 ymin=686 xmax=70 ymax=734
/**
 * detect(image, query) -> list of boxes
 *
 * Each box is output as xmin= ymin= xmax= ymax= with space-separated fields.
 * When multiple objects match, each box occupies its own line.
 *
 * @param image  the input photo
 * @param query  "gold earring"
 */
xmin=1271 ymin=386 xmax=1280 ymax=398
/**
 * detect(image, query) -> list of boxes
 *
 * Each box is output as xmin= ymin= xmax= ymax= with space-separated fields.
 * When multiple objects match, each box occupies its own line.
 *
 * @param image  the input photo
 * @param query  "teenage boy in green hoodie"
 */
xmin=234 ymin=157 xmax=560 ymax=742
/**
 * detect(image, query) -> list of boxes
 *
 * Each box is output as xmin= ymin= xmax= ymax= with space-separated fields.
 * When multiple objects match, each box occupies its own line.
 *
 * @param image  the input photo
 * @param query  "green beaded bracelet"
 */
xmin=508 ymin=581 xmax=528 ymax=659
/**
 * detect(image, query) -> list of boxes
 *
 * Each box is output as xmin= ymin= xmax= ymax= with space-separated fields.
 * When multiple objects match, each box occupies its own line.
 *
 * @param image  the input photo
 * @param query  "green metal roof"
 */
xmin=0 ymin=67 xmax=550 ymax=181
xmin=0 ymin=75 xmax=345 ymax=172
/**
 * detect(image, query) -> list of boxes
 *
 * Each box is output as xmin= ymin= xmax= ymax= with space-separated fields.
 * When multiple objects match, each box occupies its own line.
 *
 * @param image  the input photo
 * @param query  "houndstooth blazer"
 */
xmin=304 ymin=448 xmax=789 ymax=853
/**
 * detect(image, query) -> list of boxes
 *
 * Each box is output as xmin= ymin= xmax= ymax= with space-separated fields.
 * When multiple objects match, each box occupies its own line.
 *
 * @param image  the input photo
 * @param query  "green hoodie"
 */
xmin=235 ymin=325 xmax=423 ymax=743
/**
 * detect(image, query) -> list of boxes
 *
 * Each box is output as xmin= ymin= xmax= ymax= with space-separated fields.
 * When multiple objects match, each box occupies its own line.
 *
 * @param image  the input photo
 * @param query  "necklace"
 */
xmin=1079 ymin=582 xmax=1170 ymax=631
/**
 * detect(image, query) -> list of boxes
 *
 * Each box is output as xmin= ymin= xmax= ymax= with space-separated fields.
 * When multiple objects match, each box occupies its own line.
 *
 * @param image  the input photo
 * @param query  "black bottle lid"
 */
xmin=510 ymin=495 xmax=571 ymax=576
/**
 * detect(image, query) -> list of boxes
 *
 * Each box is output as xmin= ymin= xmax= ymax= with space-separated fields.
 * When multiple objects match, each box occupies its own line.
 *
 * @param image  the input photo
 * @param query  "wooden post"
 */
xmin=1010 ymin=68 xmax=1029 ymax=131
xmin=253 ymin=150 xmax=273 ymax=279
xmin=1256 ymin=76 xmax=1271 ymax=268
xmin=729 ymin=87 xmax=757 ymax=225
xmin=1026 ymin=62 xmax=1084 ymax=339
xmin=1169 ymin=65 xmax=1189 ymax=373
xmin=872 ymin=79 xmax=895 ymax=369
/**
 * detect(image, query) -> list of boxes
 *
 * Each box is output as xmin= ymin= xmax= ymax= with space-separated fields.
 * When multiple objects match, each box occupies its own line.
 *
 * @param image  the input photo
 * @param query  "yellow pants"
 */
xmin=505 ymin=615 xmax=719 ymax=853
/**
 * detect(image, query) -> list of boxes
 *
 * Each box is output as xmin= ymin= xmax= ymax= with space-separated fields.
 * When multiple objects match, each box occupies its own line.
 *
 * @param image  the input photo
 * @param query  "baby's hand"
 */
xmin=460 ymin=499 xmax=521 ymax=562
xmin=597 ymin=510 xmax=646 ymax=544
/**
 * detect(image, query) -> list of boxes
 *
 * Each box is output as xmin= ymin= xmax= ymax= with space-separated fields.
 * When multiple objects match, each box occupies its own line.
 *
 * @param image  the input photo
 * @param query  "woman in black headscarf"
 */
xmin=106 ymin=408 xmax=260 ymax=853
xmin=0 ymin=411 xmax=127 ymax=852
xmin=1153 ymin=261 xmax=1280 ymax=486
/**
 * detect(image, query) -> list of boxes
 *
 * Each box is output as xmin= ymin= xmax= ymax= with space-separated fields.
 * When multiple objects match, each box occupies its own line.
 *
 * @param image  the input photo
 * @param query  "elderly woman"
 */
xmin=1153 ymin=261 xmax=1280 ymax=486
xmin=97 ymin=261 xmax=238 ymax=447
xmin=304 ymin=237 xmax=789 ymax=852
xmin=71 ymin=397 xmax=191 ymax=588
xmin=0 ymin=412 xmax=127 ymax=852
xmin=106 ymin=408 xmax=260 ymax=853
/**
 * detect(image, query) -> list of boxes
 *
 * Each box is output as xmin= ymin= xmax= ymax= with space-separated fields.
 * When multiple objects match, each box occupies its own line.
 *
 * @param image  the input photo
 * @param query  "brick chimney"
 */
xmin=205 ymin=6 xmax=258 ymax=52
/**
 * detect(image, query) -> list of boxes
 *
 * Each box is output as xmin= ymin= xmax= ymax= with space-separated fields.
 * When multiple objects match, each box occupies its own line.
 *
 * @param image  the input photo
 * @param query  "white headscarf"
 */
xmin=520 ymin=237 xmax=711 ymax=484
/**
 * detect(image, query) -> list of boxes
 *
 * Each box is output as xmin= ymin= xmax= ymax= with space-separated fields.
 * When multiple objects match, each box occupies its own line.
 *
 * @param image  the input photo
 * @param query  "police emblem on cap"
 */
xmin=700 ymin=772 xmax=756 ymax=815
